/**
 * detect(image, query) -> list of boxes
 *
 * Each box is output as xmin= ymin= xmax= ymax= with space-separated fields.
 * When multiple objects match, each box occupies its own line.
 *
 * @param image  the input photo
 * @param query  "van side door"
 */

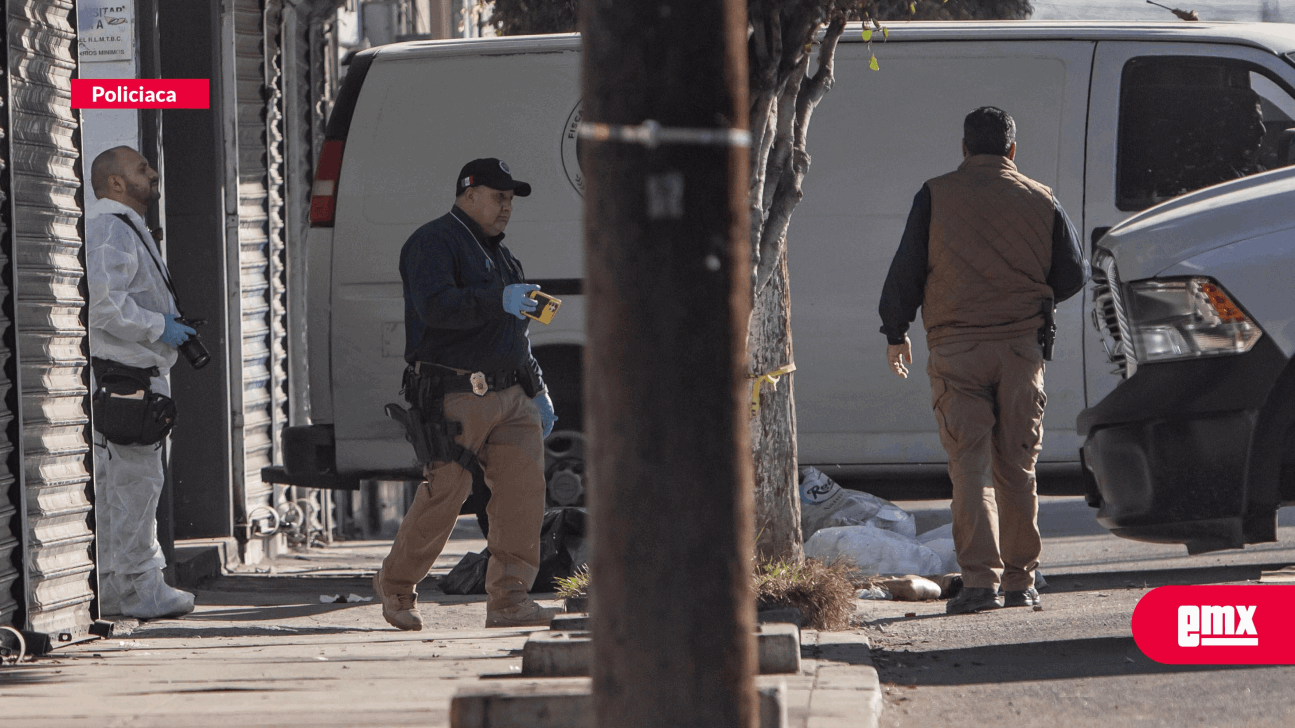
xmin=1083 ymin=41 xmax=1295 ymax=405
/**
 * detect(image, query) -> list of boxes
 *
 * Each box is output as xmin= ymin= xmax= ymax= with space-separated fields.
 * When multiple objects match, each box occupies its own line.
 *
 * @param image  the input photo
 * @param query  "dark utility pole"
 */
xmin=581 ymin=1 xmax=755 ymax=727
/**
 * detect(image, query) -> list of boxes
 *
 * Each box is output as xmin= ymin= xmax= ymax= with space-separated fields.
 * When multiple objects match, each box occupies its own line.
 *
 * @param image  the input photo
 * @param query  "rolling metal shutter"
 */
xmin=0 ymin=12 xmax=17 ymax=626
xmin=6 ymin=0 xmax=92 ymax=639
xmin=232 ymin=0 xmax=288 ymax=530
xmin=281 ymin=4 xmax=316 ymax=427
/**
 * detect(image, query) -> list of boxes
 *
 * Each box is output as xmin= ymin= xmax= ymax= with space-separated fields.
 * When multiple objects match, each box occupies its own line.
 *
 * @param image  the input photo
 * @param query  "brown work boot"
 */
xmin=485 ymin=597 xmax=561 ymax=628
xmin=945 ymin=586 xmax=1003 ymax=615
xmin=373 ymin=569 xmax=423 ymax=631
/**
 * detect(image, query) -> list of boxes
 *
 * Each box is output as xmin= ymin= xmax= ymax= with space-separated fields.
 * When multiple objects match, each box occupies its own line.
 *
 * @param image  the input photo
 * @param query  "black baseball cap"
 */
xmin=455 ymin=158 xmax=532 ymax=197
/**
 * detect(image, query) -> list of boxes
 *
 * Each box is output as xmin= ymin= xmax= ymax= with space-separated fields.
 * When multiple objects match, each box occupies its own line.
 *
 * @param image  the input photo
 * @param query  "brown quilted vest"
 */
xmin=922 ymin=155 xmax=1056 ymax=346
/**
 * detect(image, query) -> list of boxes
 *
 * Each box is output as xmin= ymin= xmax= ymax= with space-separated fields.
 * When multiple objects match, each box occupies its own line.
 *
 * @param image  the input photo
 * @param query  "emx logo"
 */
xmin=1177 ymin=604 xmax=1257 ymax=647
xmin=1133 ymin=585 xmax=1295 ymax=664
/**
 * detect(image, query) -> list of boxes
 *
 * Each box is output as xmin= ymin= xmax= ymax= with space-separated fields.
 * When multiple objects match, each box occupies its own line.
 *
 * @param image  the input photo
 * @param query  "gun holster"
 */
xmin=386 ymin=366 xmax=479 ymax=471
xmin=1038 ymin=299 xmax=1057 ymax=362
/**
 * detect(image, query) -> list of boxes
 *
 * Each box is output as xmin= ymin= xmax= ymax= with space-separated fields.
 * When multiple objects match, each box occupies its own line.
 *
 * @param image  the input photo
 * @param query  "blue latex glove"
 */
xmin=160 ymin=314 xmax=197 ymax=347
xmin=534 ymin=392 xmax=557 ymax=439
xmin=503 ymin=283 xmax=541 ymax=320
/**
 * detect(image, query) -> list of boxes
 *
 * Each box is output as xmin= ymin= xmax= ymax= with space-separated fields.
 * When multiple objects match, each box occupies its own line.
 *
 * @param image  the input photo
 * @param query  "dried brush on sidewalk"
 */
xmin=552 ymin=560 xmax=856 ymax=629
xmin=754 ymin=558 xmax=857 ymax=631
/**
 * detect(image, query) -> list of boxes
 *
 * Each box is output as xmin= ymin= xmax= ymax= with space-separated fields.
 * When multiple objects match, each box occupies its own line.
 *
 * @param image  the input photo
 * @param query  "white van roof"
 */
xmin=365 ymin=21 xmax=1295 ymax=61
xmin=1101 ymin=165 xmax=1295 ymax=280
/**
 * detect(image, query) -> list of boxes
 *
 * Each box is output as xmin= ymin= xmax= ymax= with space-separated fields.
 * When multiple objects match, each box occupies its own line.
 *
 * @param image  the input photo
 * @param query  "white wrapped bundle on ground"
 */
xmin=916 ymin=522 xmax=960 ymax=575
xmin=804 ymin=524 xmax=945 ymax=576
xmin=917 ymin=522 xmax=952 ymax=543
xmin=799 ymin=467 xmax=917 ymax=539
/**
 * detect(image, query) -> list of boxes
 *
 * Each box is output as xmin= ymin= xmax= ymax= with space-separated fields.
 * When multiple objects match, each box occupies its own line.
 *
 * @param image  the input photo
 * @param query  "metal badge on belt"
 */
xmin=470 ymin=372 xmax=488 ymax=396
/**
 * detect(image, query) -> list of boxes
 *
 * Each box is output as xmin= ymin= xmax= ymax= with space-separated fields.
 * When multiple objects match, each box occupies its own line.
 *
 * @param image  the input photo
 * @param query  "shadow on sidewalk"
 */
xmin=1039 ymin=562 xmax=1295 ymax=594
xmin=872 ymin=635 xmax=1265 ymax=686
xmin=189 ymin=574 xmax=499 ymax=607
xmin=0 ymin=666 xmax=62 ymax=686
xmin=807 ymin=639 xmax=872 ymax=665
xmin=127 ymin=624 xmax=363 ymax=639
xmin=181 ymin=602 xmax=373 ymax=622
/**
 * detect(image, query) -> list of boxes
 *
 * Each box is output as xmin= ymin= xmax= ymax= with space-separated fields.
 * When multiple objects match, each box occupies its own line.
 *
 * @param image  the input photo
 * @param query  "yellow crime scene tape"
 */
xmin=749 ymin=363 xmax=796 ymax=416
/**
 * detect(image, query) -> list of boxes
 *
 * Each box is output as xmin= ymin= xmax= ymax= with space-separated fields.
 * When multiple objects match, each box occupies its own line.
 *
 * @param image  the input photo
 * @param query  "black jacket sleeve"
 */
xmin=1046 ymin=198 xmax=1090 ymax=304
xmin=878 ymin=185 xmax=931 ymax=344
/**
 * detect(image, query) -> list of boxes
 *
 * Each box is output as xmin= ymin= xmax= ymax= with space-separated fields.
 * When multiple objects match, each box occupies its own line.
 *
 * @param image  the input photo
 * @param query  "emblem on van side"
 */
xmin=561 ymin=100 xmax=585 ymax=197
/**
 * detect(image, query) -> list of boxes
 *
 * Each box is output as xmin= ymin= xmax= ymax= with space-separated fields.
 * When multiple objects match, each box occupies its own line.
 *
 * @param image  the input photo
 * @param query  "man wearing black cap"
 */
xmin=373 ymin=158 xmax=561 ymax=630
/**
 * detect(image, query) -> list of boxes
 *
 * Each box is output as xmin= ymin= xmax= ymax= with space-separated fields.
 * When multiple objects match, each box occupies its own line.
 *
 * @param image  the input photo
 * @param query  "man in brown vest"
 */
xmin=878 ymin=107 xmax=1088 ymax=615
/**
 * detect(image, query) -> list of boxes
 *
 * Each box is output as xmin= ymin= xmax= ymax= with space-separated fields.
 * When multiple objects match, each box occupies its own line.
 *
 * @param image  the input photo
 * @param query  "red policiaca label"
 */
xmin=1132 ymin=585 xmax=1295 ymax=664
xmin=72 ymin=79 xmax=209 ymax=109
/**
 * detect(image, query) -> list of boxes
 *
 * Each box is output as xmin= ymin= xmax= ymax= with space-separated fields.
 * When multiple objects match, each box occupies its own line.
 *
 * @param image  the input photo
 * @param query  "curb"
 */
xmin=523 ymin=622 xmax=802 ymax=677
xmin=801 ymin=630 xmax=883 ymax=728
xmin=451 ymin=679 xmax=789 ymax=728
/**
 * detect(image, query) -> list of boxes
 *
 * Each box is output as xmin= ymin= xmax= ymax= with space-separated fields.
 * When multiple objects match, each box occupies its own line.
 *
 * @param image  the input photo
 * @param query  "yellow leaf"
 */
xmin=883 ymin=27 xmax=890 ymax=40
xmin=862 ymin=29 xmax=872 ymax=42
xmin=909 ymin=2 xmax=916 ymax=13
xmin=869 ymin=54 xmax=880 ymax=71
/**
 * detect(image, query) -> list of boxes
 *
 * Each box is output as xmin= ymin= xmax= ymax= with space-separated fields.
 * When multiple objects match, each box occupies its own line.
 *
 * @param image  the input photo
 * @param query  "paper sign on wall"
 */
xmin=78 ymin=1 xmax=134 ymax=63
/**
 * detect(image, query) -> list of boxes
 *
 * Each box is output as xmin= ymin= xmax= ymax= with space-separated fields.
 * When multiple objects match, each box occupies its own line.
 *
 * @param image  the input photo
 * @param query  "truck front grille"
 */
xmin=1090 ymin=254 xmax=1134 ymax=378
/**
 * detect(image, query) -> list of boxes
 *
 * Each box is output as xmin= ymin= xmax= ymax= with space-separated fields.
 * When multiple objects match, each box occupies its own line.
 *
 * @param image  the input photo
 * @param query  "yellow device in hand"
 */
xmin=524 ymin=290 xmax=562 ymax=325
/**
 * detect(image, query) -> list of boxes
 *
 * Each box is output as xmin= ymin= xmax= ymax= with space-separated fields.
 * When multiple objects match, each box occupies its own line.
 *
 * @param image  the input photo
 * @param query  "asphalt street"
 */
xmin=863 ymin=497 xmax=1295 ymax=728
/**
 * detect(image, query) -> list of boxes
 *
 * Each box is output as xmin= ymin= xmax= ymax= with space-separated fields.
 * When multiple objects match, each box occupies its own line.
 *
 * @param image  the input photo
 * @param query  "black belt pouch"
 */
xmin=91 ymin=357 xmax=177 ymax=446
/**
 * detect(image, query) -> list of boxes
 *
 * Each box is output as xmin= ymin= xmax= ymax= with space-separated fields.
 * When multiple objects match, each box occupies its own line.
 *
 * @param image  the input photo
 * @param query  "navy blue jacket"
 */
xmin=878 ymin=184 xmax=1089 ymax=345
xmin=401 ymin=206 xmax=543 ymax=386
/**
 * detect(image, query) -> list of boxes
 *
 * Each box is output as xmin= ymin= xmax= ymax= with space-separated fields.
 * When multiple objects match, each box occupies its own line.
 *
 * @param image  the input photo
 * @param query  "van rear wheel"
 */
xmin=545 ymin=430 xmax=586 ymax=507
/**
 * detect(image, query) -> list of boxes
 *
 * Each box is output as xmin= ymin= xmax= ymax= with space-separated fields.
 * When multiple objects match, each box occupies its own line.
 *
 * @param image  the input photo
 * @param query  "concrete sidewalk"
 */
xmin=0 ymin=517 xmax=882 ymax=728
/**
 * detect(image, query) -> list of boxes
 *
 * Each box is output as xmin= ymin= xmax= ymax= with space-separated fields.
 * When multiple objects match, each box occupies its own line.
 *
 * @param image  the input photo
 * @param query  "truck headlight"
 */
xmin=1126 ymin=277 xmax=1262 ymax=365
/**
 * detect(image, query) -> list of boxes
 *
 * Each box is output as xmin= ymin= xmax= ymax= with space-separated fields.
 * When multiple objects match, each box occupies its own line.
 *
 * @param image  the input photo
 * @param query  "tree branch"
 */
xmin=794 ymin=13 xmax=845 ymax=150
xmin=748 ymin=7 xmax=782 ymax=255
xmin=749 ymin=107 xmax=776 ymax=255
xmin=751 ymin=4 xmax=839 ymax=295
xmin=763 ymin=57 xmax=803 ymax=214
xmin=752 ymin=11 xmax=845 ymax=296
xmin=752 ymin=51 xmax=809 ymax=295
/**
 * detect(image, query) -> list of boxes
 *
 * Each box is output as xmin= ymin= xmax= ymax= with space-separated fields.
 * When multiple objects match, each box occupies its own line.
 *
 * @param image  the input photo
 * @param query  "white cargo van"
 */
xmin=266 ymin=22 xmax=1295 ymax=530
xmin=1079 ymin=165 xmax=1295 ymax=553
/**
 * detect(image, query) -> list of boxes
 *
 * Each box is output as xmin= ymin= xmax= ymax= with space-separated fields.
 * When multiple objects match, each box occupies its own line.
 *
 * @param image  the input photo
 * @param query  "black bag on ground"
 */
xmin=91 ymin=358 xmax=177 ymax=446
xmin=533 ymin=507 xmax=587 ymax=593
xmin=438 ymin=507 xmax=588 ymax=595
xmin=441 ymin=547 xmax=491 ymax=595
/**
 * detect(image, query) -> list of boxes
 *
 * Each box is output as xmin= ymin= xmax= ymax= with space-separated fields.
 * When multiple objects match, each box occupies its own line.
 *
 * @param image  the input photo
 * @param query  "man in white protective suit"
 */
xmin=87 ymin=146 xmax=196 ymax=619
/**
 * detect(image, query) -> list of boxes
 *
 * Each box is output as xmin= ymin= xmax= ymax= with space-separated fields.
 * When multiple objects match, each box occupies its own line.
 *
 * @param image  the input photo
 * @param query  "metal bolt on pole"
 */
xmin=581 ymin=1 xmax=756 ymax=726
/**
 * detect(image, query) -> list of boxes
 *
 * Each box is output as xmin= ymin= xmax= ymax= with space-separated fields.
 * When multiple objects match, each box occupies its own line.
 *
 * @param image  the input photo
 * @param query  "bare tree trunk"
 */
xmin=750 ymin=252 xmax=802 ymax=562
xmin=747 ymin=11 xmax=845 ymax=563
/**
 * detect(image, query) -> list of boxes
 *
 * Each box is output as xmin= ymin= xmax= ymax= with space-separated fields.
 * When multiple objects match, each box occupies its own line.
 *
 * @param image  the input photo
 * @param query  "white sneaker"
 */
xmin=118 ymin=569 xmax=195 ymax=619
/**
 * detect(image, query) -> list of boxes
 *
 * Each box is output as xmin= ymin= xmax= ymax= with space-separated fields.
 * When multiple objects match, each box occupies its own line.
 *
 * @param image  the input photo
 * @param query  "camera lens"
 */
xmin=179 ymin=336 xmax=210 ymax=369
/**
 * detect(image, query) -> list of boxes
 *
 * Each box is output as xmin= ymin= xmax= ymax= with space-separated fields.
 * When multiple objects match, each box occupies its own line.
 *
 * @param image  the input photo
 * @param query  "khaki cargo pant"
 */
xmin=379 ymin=384 xmax=547 ymax=612
xmin=927 ymin=333 xmax=1046 ymax=592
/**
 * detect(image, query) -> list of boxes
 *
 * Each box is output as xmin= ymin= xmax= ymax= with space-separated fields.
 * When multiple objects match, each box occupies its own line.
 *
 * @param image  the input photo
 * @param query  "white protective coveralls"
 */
xmin=86 ymin=197 xmax=194 ymax=618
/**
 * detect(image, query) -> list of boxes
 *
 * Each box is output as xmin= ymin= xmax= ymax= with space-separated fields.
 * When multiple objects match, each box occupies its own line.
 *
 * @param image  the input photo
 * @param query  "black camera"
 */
xmin=176 ymin=317 xmax=211 ymax=369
